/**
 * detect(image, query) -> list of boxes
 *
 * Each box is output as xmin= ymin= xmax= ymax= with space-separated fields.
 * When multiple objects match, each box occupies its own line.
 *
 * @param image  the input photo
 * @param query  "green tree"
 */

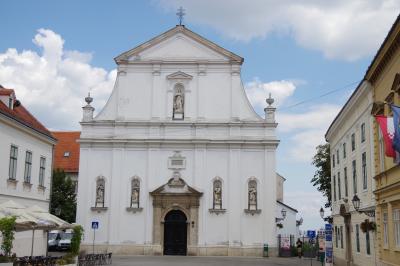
xmin=50 ymin=169 xmax=76 ymax=223
xmin=0 ymin=216 xmax=16 ymax=257
xmin=311 ymin=143 xmax=331 ymax=208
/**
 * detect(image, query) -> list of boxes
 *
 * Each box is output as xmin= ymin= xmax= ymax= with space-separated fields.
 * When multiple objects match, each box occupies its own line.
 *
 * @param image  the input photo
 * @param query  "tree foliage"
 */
xmin=0 ymin=216 xmax=16 ymax=257
xmin=50 ymin=169 xmax=76 ymax=223
xmin=311 ymin=143 xmax=331 ymax=208
xmin=70 ymin=225 xmax=84 ymax=256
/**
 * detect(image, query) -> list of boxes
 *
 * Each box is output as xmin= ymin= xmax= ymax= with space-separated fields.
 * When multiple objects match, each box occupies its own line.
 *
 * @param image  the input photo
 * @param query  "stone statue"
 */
xmin=249 ymin=187 xmax=257 ymax=205
xmin=131 ymin=188 xmax=139 ymax=206
xmin=214 ymin=186 xmax=222 ymax=205
xmin=174 ymin=94 xmax=184 ymax=113
xmin=96 ymin=181 xmax=105 ymax=206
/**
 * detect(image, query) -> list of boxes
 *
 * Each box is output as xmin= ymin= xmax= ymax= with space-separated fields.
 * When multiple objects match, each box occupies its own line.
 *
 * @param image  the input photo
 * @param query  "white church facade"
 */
xmin=76 ymin=25 xmax=280 ymax=256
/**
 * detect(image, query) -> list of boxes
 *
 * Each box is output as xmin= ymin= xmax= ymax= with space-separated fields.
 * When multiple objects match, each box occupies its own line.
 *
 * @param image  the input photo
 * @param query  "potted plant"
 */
xmin=0 ymin=217 xmax=16 ymax=265
xmin=360 ymin=219 xmax=376 ymax=233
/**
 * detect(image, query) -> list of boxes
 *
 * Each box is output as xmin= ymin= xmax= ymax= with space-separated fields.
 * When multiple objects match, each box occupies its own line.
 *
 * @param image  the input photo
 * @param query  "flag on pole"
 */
xmin=390 ymin=105 xmax=400 ymax=153
xmin=375 ymin=115 xmax=396 ymax=158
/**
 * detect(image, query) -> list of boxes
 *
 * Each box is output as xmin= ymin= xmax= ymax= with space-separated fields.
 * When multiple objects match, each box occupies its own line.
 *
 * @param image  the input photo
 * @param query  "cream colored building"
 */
xmin=368 ymin=15 xmax=400 ymax=266
xmin=326 ymin=80 xmax=376 ymax=266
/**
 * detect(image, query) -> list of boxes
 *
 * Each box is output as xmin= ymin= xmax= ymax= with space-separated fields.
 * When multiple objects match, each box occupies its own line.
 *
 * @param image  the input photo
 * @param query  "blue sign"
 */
xmin=325 ymin=234 xmax=332 ymax=241
xmin=91 ymin=221 xmax=99 ymax=230
xmin=325 ymin=224 xmax=332 ymax=231
xmin=307 ymin=230 xmax=316 ymax=239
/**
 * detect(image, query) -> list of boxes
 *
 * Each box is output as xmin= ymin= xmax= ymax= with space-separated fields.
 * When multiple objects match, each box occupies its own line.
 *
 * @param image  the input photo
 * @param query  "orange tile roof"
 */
xmin=0 ymin=87 xmax=55 ymax=140
xmin=52 ymin=131 xmax=81 ymax=173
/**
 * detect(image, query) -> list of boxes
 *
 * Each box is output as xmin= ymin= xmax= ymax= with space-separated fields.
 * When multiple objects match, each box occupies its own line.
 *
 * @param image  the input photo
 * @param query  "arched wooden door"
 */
xmin=163 ymin=210 xmax=187 ymax=255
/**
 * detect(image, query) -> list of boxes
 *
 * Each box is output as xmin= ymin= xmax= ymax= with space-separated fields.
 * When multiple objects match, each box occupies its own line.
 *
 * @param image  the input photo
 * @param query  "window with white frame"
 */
xmin=338 ymin=172 xmax=341 ymax=200
xmin=343 ymin=143 xmax=346 ymax=159
xmin=362 ymin=152 xmax=367 ymax=190
xmin=340 ymin=226 xmax=344 ymax=248
xmin=9 ymin=145 xmax=18 ymax=180
xmin=383 ymin=212 xmax=388 ymax=246
xmin=336 ymin=149 xmax=340 ymax=164
xmin=352 ymin=160 xmax=357 ymax=194
xmin=351 ymin=133 xmax=356 ymax=151
xmin=333 ymin=175 xmax=337 ymax=201
xmin=332 ymin=154 xmax=335 ymax=168
xmin=24 ymin=151 xmax=32 ymax=183
xmin=394 ymin=209 xmax=400 ymax=247
xmin=39 ymin=157 xmax=46 ymax=186
xmin=356 ymin=224 xmax=360 ymax=252
xmin=361 ymin=123 xmax=366 ymax=143
xmin=344 ymin=167 xmax=348 ymax=197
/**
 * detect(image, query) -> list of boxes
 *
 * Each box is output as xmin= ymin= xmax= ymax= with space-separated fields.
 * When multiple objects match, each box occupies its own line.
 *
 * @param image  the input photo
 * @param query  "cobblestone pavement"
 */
xmin=111 ymin=256 xmax=319 ymax=266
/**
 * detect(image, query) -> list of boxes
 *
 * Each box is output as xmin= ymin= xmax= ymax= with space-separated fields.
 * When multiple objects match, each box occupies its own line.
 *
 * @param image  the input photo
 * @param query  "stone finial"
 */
xmin=264 ymin=93 xmax=276 ymax=123
xmin=82 ymin=92 xmax=95 ymax=122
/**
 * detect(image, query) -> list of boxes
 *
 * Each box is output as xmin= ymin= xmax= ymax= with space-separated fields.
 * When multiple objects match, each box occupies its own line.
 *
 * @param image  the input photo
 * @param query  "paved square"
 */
xmin=111 ymin=256 xmax=317 ymax=266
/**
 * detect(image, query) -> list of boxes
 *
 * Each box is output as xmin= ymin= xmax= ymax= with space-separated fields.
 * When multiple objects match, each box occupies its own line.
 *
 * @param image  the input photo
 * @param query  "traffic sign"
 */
xmin=307 ymin=230 xmax=316 ymax=239
xmin=92 ymin=221 xmax=99 ymax=230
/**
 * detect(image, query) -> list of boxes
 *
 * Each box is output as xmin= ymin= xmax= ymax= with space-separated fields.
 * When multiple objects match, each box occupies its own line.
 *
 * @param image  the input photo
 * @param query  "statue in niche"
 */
xmin=131 ymin=179 xmax=140 ymax=208
xmin=248 ymin=180 xmax=257 ymax=210
xmin=95 ymin=179 xmax=105 ymax=207
xmin=174 ymin=94 xmax=184 ymax=113
xmin=173 ymin=84 xmax=184 ymax=117
xmin=213 ymin=180 xmax=222 ymax=209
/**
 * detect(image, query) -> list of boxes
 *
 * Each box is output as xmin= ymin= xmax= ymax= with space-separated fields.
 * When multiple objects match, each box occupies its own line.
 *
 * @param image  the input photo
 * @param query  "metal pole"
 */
xmin=31 ymin=229 xmax=35 ymax=257
xmin=92 ymin=228 xmax=95 ymax=254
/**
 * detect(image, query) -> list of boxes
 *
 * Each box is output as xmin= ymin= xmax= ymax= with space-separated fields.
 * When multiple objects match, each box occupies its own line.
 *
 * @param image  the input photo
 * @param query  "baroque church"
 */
xmin=76 ymin=24 xmax=280 ymax=256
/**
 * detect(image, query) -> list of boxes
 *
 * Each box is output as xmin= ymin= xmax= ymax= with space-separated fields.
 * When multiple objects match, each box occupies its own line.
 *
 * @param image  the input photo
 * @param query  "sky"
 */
xmin=0 ymin=0 xmax=399 ymax=231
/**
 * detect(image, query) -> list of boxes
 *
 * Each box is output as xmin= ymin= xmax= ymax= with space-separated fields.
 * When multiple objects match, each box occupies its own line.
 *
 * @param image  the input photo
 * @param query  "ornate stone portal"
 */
xmin=150 ymin=177 xmax=202 ymax=255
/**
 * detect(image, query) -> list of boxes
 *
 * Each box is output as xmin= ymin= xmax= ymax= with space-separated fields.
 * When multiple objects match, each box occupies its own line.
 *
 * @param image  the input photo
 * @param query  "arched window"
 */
xmin=212 ymin=179 xmax=222 ymax=209
xmin=95 ymin=178 xmax=105 ymax=207
xmin=172 ymin=84 xmax=184 ymax=120
xmin=248 ymin=179 xmax=257 ymax=210
xmin=131 ymin=178 xmax=140 ymax=208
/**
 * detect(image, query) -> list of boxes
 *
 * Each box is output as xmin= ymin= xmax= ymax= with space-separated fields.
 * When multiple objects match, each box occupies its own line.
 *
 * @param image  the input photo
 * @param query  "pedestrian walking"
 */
xmin=296 ymin=238 xmax=303 ymax=258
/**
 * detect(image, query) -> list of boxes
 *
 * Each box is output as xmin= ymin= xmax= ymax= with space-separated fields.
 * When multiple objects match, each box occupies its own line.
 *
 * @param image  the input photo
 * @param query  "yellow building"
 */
xmin=368 ymin=15 xmax=400 ymax=266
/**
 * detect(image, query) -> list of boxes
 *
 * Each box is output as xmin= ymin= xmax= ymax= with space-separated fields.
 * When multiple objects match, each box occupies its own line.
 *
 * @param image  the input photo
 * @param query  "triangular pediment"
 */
xmin=150 ymin=178 xmax=202 ymax=196
xmin=115 ymin=26 xmax=243 ymax=64
xmin=166 ymin=71 xmax=193 ymax=80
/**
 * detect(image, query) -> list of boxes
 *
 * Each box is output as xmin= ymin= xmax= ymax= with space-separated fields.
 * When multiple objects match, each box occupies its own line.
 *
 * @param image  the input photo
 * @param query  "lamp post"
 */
xmin=319 ymin=207 xmax=324 ymax=219
xmin=276 ymin=208 xmax=287 ymax=222
xmin=55 ymin=207 xmax=61 ymax=216
xmin=351 ymin=194 xmax=375 ymax=217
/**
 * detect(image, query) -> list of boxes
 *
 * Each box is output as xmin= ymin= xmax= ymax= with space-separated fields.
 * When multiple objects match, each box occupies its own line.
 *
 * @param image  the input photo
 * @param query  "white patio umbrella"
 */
xmin=0 ymin=201 xmax=72 ymax=256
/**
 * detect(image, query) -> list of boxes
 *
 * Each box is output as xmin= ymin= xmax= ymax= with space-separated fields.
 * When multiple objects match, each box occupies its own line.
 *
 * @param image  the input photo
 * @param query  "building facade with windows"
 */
xmin=0 ymin=86 xmax=56 ymax=255
xmin=76 ymin=25 xmax=280 ymax=256
xmin=368 ymin=15 xmax=400 ymax=266
xmin=326 ymin=80 xmax=376 ymax=266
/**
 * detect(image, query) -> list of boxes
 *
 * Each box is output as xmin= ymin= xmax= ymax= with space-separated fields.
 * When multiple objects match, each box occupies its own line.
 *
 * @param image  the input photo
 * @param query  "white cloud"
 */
xmin=0 ymin=29 xmax=116 ymax=130
xmin=278 ymin=104 xmax=341 ymax=162
xmin=157 ymin=0 xmax=400 ymax=61
xmin=285 ymin=190 xmax=330 ymax=230
xmin=245 ymin=78 xmax=297 ymax=108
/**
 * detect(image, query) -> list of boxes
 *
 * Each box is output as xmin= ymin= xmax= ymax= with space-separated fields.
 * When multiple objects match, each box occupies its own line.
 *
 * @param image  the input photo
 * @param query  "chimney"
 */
xmin=264 ymin=93 xmax=276 ymax=123
xmin=82 ymin=92 xmax=95 ymax=122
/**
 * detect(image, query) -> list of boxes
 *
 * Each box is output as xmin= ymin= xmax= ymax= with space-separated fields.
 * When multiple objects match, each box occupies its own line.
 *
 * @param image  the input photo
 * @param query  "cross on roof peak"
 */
xmin=176 ymin=6 xmax=185 ymax=26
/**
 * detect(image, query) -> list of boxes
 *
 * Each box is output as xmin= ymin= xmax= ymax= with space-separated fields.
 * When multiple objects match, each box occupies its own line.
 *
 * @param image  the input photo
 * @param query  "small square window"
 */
xmin=63 ymin=152 xmax=70 ymax=157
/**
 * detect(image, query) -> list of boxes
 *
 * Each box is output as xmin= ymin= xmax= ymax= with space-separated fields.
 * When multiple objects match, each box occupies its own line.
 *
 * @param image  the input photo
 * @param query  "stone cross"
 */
xmin=176 ymin=6 xmax=185 ymax=26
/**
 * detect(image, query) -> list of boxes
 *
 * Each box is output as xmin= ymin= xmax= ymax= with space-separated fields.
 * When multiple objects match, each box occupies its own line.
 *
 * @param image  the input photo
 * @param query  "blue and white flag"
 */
xmin=390 ymin=104 xmax=400 ymax=154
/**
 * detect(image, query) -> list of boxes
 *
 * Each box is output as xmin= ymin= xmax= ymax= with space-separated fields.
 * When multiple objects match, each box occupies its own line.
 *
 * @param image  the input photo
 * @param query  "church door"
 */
xmin=163 ymin=210 xmax=187 ymax=255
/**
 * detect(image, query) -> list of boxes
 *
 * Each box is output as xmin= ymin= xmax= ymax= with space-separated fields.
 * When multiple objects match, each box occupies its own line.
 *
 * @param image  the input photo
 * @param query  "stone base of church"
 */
xmin=80 ymin=244 xmax=278 ymax=257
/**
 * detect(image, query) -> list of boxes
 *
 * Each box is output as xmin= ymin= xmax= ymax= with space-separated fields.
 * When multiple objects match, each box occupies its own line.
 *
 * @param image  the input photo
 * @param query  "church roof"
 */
xmin=52 ymin=131 xmax=81 ymax=173
xmin=114 ymin=25 xmax=244 ymax=64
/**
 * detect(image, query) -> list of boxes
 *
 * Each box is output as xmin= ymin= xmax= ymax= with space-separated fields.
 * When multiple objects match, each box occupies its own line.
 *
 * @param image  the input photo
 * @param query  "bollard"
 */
xmin=263 ymin=243 xmax=269 ymax=257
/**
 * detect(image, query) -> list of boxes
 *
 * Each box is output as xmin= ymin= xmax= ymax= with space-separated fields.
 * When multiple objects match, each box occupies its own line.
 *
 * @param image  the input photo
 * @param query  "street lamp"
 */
xmin=351 ymin=194 xmax=375 ymax=217
xmin=55 ymin=207 xmax=61 ymax=216
xmin=276 ymin=208 xmax=287 ymax=222
xmin=319 ymin=207 xmax=324 ymax=219
xmin=281 ymin=209 xmax=287 ymax=219
xmin=351 ymin=194 xmax=361 ymax=211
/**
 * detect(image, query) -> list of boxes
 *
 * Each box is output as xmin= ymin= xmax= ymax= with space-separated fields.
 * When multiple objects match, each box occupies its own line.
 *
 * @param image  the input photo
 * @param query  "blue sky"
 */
xmin=1 ymin=0 xmax=399 ymax=230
